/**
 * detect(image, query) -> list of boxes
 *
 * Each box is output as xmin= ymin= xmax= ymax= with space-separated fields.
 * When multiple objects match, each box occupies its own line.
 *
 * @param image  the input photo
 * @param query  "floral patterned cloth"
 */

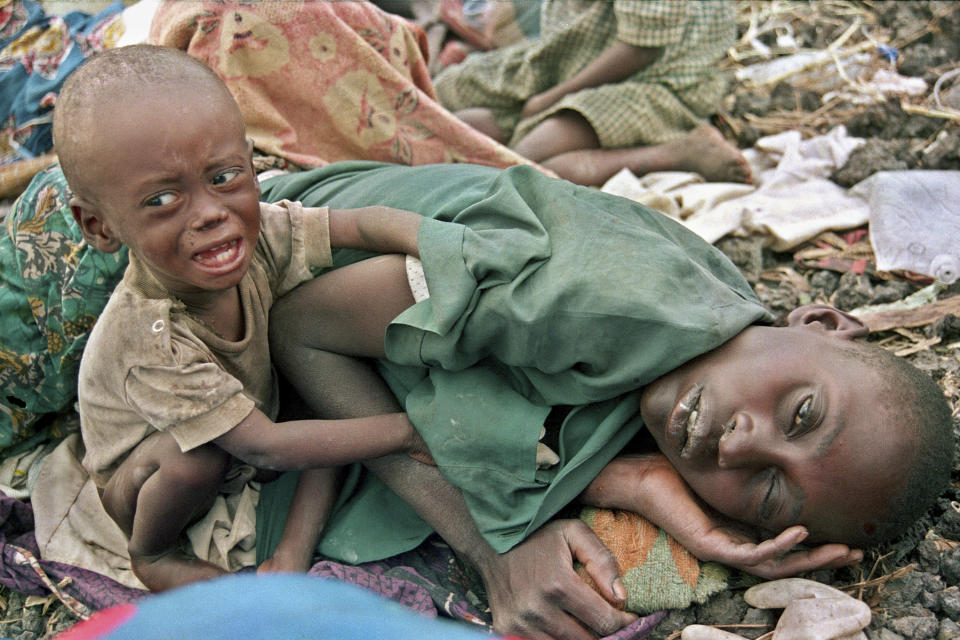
xmin=0 ymin=164 xmax=127 ymax=452
xmin=148 ymin=0 xmax=534 ymax=170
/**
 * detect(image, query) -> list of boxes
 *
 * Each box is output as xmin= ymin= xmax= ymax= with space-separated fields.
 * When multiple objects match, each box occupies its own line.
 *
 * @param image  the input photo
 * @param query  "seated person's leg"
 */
xmin=511 ymin=110 xmax=600 ymax=163
xmin=452 ymin=108 xmax=511 ymax=145
xmin=510 ymin=107 xmax=752 ymax=186
xmin=271 ymin=254 xmax=414 ymax=361
xmin=101 ymin=431 xmax=231 ymax=591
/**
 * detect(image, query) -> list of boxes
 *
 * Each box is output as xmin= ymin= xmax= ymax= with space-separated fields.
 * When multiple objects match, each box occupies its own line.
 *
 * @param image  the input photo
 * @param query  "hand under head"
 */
xmin=640 ymin=304 xmax=953 ymax=548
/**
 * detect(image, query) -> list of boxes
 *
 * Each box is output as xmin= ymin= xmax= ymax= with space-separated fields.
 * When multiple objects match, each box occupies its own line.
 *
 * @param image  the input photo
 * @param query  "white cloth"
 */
xmin=602 ymin=126 xmax=870 ymax=250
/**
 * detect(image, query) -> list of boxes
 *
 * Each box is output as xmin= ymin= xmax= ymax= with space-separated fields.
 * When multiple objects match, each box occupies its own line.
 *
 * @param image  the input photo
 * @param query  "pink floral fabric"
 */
xmin=149 ymin=1 xmax=534 ymax=170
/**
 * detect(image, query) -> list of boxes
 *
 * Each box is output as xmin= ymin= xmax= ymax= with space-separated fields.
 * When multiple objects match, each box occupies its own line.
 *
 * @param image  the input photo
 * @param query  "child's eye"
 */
xmin=789 ymin=394 xmax=820 ymax=437
xmin=212 ymin=169 xmax=241 ymax=186
xmin=144 ymin=192 xmax=176 ymax=207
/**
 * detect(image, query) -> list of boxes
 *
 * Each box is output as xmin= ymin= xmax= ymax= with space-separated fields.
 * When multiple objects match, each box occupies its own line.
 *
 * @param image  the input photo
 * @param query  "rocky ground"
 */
xmin=1 ymin=1 xmax=959 ymax=638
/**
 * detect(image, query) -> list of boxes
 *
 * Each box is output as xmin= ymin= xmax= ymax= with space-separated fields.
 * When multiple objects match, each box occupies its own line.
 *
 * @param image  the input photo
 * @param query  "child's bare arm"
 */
xmin=214 ymin=407 xmax=427 ymax=471
xmin=327 ymin=206 xmax=422 ymax=258
xmin=522 ymin=42 xmax=660 ymax=118
xmin=258 ymin=468 xmax=337 ymax=574
xmin=580 ymin=453 xmax=863 ymax=578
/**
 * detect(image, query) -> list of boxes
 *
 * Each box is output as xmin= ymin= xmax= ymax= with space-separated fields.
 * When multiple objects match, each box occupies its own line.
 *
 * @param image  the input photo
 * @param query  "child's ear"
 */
xmin=70 ymin=197 xmax=123 ymax=253
xmin=785 ymin=304 xmax=868 ymax=339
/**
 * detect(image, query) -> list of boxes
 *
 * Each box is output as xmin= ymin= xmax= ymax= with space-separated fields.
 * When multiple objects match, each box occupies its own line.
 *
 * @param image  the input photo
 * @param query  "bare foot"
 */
xmin=661 ymin=126 xmax=753 ymax=184
xmin=540 ymin=125 xmax=754 ymax=186
xmin=131 ymin=549 xmax=227 ymax=592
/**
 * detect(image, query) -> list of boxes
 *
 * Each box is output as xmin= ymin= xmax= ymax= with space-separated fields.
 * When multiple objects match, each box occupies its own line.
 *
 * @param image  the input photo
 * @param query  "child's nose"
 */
xmin=717 ymin=412 xmax=776 ymax=469
xmin=190 ymin=195 xmax=228 ymax=231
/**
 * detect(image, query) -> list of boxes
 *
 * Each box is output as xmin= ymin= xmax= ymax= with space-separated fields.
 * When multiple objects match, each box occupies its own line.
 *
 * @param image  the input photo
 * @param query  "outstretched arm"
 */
xmin=327 ymin=206 xmax=422 ymax=258
xmin=580 ymin=453 xmax=863 ymax=578
xmin=214 ymin=406 xmax=428 ymax=471
xmin=521 ymin=42 xmax=660 ymax=118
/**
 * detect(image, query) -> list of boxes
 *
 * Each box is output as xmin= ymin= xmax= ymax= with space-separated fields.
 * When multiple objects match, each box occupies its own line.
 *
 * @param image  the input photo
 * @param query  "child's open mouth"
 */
xmin=193 ymin=238 xmax=244 ymax=274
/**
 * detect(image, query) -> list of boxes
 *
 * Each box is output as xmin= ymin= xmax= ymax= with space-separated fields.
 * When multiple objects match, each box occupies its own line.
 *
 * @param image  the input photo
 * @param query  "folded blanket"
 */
xmin=579 ymin=507 xmax=728 ymax=614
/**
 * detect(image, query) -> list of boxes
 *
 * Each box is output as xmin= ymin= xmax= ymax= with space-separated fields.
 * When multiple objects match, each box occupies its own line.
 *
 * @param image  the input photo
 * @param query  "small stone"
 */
xmin=935 ymin=504 xmax=960 ymax=540
xmin=888 ymin=613 xmax=939 ymax=640
xmin=809 ymin=270 xmax=840 ymax=298
xmin=941 ymin=547 xmax=960 ymax=585
xmin=831 ymin=272 xmax=875 ymax=311
xmin=697 ymin=591 xmax=747 ymax=622
xmin=939 ymin=617 xmax=960 ymax=640
xmin=772 ymin=596 xmax=871 ymax=640
xmin=941 ymin=586 xmax=960 ymax=621
xmin=744 ymin=578 xmax=851 ymax=609
xmin=870 ymin=280 xmax=913 ymax=305
xmin=885 ymin=572 xmax=926 ymax=607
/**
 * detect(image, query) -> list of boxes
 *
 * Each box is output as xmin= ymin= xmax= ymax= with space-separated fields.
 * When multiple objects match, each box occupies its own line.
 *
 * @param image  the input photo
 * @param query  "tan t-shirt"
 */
xmin=78 ymin=200 xmax=331 ymax=487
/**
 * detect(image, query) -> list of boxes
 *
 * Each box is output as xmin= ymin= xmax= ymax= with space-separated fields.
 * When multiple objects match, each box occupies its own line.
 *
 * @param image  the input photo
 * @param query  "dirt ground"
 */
xmin=2 ymin=1 xmax=959 ymax=638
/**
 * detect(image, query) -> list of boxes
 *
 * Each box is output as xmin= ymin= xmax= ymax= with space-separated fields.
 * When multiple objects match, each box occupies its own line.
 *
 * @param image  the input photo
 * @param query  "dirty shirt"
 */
xmin=78 ymin=200 xmax=332 ymax=488
xmin=259 ymin=162 xmax=771 ymax=563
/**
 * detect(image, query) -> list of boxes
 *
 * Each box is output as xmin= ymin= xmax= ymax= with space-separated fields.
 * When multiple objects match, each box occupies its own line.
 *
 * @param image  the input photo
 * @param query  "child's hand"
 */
xmin=406 ymin=430 xmax=435 ymax=466
xmin=521 ymin=89 xmax=561 ymax=119
xmin=680 ymin=523 xmax=863 ymax=579
xmin=582 ymin=454 xmax=863 ymax=579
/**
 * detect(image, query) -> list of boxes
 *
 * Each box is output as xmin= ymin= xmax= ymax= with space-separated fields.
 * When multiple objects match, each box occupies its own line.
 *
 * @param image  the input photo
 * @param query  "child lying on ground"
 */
xmin=434 ymin=0 xmax=753 ymax=187
xmin=260 ymin=161 xmax=954 ymax=639
xmin=52 ymin=45 xmax=430 ymax=592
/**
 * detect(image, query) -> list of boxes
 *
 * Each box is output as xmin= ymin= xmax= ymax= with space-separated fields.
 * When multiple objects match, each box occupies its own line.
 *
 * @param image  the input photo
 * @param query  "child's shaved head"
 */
xmin=840 ymin=340 xmax=954 ymax=545
xmin=53 ymin=44 xmax=241 ymax=201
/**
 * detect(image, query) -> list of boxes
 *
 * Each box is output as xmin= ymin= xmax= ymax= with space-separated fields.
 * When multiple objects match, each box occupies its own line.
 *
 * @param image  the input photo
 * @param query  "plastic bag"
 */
xmin=852 ymin=171 xmax=960 ymax=283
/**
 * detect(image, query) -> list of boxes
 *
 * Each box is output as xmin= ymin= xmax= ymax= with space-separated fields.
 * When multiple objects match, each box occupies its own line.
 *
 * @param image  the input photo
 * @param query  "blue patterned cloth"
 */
xmin=0 ymin=0 xmax=124 ymax=165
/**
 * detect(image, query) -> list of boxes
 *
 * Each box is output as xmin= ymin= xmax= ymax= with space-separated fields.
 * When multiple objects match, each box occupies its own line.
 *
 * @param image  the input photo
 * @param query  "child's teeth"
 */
xmin=687 ymin=408 xmax=698 ymax=430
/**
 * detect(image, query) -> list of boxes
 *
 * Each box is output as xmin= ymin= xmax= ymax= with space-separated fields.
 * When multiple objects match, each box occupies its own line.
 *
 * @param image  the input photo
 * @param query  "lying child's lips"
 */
xmin=666 ymin=384 xmax=698 ymax=453
xmin=666 ymin=383 xmax=710 ymax=460
xmin=192 ymin=238 xmax=245 ymax=275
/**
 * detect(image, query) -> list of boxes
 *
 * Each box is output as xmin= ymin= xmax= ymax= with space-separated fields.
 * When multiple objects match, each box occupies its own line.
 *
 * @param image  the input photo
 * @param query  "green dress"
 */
xmin=259 ymin=161 xmax=770 ymax=563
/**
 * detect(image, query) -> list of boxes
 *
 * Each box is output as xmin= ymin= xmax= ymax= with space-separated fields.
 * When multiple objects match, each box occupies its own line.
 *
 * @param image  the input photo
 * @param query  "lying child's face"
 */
xmin=640 ymin=312 xmax=912 ymax=545
xmin=72 ymin=88 xmax=261 ymax=299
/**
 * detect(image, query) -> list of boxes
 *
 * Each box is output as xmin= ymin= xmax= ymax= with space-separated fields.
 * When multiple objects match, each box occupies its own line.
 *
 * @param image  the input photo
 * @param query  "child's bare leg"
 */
xmin=514 ymin=111 xmax=752 ymax=186
xmin=271 ymin=256 xmax=433 ymax=459
xmin=545 ymin=126 xmax=753 ymax=185
xmin=101 ymin=431 xmax=230 ymax=591
xmin=453 ymin=107 xmax=510 ymax=144
xmin=512 ymin=110 xmax=602 ymax=163
xmin=258 ymin=467 xmax=338 ymax=573
xmin=271 ymin=254 xmax=415 ymax=361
